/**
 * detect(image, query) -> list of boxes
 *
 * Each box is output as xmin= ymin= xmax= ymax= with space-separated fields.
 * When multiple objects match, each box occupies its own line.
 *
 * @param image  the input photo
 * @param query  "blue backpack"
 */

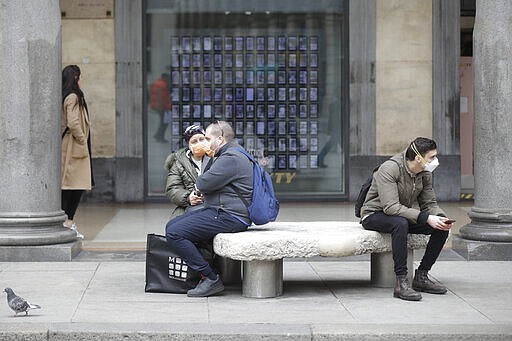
xmin=232 ymin=147 xmax=280 ymax=225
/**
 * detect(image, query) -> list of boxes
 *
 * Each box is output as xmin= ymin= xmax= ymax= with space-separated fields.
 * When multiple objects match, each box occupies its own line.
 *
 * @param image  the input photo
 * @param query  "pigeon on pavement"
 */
xmin=3 ymin=288 xmax=41 ymax=316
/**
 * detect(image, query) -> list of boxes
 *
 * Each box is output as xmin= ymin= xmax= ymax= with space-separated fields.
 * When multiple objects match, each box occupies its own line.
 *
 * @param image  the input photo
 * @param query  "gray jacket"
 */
xmin=196 ymin=140 xmax=253 ymax=224
xmin=360 ymin=152 xmax=445 ymax=224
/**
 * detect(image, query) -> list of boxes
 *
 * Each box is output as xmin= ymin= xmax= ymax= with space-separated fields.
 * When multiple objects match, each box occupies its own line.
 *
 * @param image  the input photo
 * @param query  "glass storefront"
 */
xmin=145 ymin=0 xmax=348 ymax=200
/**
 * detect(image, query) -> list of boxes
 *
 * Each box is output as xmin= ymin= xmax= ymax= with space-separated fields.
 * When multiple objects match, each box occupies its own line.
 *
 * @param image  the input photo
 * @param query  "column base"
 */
xmin=0 ymin=240 xmax=82 ymax=261
xmin=242 ymin=259 xmax=283 ymax=298
xmin=460 ymin=207 xmax=512 ymax=242
xmin=452 ymin=235 xmax=512 ymax=260
xmin=215 ymin=256 xmax=241 ymax=285
xmin=0 ymin=210 xmax=77 ymax=246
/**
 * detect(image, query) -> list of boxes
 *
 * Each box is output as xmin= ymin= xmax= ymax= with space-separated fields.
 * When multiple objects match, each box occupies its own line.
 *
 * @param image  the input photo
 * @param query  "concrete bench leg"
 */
xmin=371 ymin=249 xmax=414 ymax=287
xmin=242 ymin=259 xmax=283 ymax=298
xmin=216 ymin=256 xmax=241 ymax=285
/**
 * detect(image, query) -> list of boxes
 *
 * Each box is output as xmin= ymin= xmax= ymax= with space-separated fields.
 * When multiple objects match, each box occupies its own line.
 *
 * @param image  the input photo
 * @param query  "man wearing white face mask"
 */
xmin=360 ymin=137 xmax=454 ymax=301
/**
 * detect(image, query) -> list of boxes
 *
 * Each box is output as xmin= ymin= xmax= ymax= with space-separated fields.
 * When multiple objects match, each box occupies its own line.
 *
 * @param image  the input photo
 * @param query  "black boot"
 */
xmin=412 ymin=269 xmax=447 ymax=294
xmin=394 ymin=275 xmax=422 ymax=301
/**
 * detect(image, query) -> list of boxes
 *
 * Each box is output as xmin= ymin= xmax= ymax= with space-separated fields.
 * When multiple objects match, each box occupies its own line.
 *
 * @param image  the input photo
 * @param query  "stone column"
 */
xmin=454 ymin=0 xmax=512 ymax=260
xmin=0 ymin=0 xmax=79 ymax=259
xmin=115 ymin=0 xmax=144 ymax=201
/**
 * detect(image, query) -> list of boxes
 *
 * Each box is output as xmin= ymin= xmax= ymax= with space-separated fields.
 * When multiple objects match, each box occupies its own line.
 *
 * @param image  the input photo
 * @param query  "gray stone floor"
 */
xmin=0 ymin=257 xmax=511 ymax=340
xmin=2 ymin=201 xmax=511 ymax=339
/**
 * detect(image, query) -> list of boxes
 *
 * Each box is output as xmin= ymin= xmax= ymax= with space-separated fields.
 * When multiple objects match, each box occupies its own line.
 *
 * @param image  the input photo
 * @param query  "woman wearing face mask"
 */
xmin=164 ymin=125 xmax=212 ymax=220
xmin=359 ymin=137 xmax=454 ymax=302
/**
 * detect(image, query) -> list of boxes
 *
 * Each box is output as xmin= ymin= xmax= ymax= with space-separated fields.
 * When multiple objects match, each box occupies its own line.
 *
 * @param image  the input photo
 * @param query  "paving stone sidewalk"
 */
xmin=0 ymin=253 xmax=511 ymax=340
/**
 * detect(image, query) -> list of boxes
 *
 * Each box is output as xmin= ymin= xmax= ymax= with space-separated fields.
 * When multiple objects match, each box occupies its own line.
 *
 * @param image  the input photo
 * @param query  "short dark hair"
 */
xmin=208 ymin=120 xmax=235 ymax=141
xmin=405 ymin=137 xmax=437 ymax=161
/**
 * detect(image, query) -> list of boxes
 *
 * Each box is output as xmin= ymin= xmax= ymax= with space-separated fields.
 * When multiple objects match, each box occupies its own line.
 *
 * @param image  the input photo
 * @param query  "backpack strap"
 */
xmin=232 ymin=184 xmax=250 ymax=208
xmin=373 ymin=158 xmax=400 ymax=179
xmin=380 ymin=158 xmax=401 ymax=183
xmin=389 ymin=158 xmax=400 ymax=171
xmin=229 ymin=147 xmax=254 ymax=208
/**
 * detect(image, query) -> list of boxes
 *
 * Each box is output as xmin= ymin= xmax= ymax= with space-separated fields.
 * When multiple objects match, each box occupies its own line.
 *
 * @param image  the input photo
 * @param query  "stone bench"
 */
xmin=213 ymin=221 xmax=430 ymax=298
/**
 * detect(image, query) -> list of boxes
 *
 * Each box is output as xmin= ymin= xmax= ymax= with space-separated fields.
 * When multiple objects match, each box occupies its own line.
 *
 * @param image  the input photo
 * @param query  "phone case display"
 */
xmin=169 ymin=33 xmax=320 ymax=170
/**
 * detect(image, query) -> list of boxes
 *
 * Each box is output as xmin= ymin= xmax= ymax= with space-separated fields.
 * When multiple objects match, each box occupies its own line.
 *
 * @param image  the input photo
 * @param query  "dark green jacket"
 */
xmin=164 ymin=148 xmax=207 ymax=220
xmin=360 ymin=151 xmax=445 ymax=224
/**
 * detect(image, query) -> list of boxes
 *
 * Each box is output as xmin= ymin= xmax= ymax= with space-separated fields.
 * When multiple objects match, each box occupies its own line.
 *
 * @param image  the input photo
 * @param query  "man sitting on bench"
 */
xmin=165 ymin=121 xmax=253 ymax=298
xmin=360 ymin=137 xmax=454 ymax=301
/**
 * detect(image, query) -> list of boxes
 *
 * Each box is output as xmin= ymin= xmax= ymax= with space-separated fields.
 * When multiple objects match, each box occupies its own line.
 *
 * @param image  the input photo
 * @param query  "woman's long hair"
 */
xmin=62 ymin=65 xmax=85 ymax=109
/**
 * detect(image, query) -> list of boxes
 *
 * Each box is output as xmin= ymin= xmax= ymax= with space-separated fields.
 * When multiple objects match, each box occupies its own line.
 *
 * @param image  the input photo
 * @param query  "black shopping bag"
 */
xmin=144 ymin=233 xmax=214 ymax=293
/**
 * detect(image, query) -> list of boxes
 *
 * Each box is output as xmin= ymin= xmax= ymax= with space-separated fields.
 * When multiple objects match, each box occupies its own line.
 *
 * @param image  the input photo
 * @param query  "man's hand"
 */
xmin=188 ymin=191 xmax=204 ymax=206
xmin=427 ymin=215 xmax=454 ymax=231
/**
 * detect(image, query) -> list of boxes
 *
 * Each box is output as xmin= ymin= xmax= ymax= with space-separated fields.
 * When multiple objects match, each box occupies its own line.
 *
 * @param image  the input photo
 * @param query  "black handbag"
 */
xmin=144 ymin=233 xmax=214 ymax=293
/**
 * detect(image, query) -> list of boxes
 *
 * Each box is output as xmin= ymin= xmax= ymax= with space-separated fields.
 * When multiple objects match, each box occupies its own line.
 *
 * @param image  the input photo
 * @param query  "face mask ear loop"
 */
xmin=411 ymin=142 xmax=426 ymax=164
xmin=411 ymin=142 xmax=421 ymax=157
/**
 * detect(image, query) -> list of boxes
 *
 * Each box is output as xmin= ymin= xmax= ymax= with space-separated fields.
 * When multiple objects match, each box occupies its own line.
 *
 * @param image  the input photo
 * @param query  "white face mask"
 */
xmin=423 ymin=157 xmax=439 ymax=172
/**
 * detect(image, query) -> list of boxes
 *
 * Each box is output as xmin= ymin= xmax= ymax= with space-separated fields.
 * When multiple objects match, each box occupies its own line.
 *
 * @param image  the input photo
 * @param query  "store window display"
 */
xmin=146 ymin=0 xmax=347 ymax=199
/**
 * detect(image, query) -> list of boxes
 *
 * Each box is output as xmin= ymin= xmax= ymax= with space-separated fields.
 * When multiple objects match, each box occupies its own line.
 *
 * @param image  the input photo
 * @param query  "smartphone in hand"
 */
xmin=444 ymin=219 xmax=456 ymax=224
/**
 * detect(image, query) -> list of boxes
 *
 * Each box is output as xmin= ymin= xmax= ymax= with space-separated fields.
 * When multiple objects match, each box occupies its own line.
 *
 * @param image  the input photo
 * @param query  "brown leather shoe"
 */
xmin=394 ymin=275 xmax=422 ymax=301
xmin=412 ymin=269 xmax=447 ymax=294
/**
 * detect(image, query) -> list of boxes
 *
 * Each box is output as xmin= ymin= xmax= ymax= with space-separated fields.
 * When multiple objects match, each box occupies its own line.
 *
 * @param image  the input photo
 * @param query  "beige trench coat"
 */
xmin=61 ymin=93 xmax=92 ymax=190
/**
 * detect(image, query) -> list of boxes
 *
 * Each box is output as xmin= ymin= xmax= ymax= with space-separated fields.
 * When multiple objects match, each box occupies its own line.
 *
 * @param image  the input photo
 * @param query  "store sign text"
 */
xmin=270 ymin=172 xmax=296 ymax=184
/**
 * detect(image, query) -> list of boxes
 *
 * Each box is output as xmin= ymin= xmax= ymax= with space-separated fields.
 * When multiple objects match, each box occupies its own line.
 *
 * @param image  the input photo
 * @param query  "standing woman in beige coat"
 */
xmin=61 ymin=65 xmax=94 ymax=239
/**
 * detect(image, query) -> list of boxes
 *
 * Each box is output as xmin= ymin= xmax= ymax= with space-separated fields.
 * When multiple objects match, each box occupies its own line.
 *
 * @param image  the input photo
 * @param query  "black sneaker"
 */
xmin=187 ymin=275 xmax=224 ymax=297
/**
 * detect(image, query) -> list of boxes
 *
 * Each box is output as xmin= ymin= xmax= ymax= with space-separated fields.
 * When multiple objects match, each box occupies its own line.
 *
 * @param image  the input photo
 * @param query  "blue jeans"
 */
xmin=362 ymin=212 xmax=449 ymax=276
xmin=165 ymin=207 xmax=248 ymax=276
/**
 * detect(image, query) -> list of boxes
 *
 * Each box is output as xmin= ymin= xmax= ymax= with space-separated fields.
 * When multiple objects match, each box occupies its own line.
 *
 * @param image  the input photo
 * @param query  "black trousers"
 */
xmin=362 ymin=211 xmax=449 ymax=276
xmin=61 ymin=190 xmax=84 ymax=220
